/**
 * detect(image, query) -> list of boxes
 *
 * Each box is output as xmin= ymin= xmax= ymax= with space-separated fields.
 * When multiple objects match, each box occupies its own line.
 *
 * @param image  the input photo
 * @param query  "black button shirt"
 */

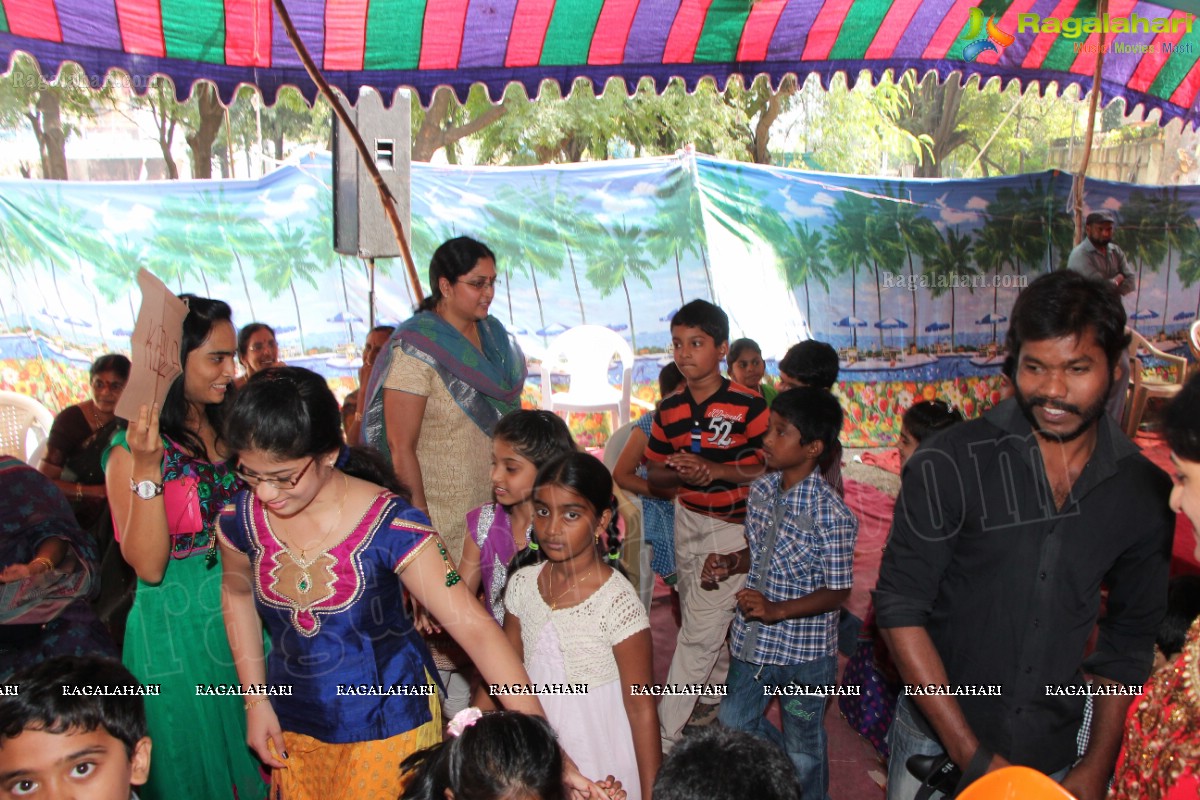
xmin=874 ymin=399 xmax=1173 ymax=773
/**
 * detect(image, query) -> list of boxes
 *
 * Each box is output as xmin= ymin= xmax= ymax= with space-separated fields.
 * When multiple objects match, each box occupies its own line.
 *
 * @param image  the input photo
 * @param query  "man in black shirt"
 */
xmin=875 ymin=270 xmax=1172 ymax=800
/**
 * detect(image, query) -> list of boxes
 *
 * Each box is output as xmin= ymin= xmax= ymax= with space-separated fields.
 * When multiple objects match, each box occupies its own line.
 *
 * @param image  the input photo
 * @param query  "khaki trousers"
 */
xmin=659 ymin=502 xmax=747 ymax=751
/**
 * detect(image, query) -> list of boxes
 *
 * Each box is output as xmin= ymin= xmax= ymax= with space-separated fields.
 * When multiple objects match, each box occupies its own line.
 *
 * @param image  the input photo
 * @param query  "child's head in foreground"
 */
xmin=1155 ymin=574 xmax=1200 ymax=671
xmin=764 ymin=387 xmax=843 ymax=476
xmin=0 ymin=655 xmax=151 ymax=800
xmin=777 ymin=340 xmax=838 ymax=391
xmin=400 ymin=710 xmax=564 ymax=800
xmin=897 ymin=399 xmax=964 ymax=469
xmin=657 ymin=362 xmax=684 ymax=402
xmin=490 ymin=409 xmax=577 ymax=510
xmin=652 ymin=725 xmax=800 ymax=800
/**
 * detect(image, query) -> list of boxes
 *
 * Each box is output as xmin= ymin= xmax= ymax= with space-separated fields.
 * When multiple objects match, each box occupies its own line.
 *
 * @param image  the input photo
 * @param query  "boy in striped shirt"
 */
xmin=645 ymin=300 xmax=769 ymax=751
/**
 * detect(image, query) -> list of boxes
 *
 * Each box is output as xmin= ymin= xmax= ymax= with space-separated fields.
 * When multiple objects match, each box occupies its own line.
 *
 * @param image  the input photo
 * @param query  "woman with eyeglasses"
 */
xmin=361 ymin=236 xmax=526 ymax=718
xmin=102 ymin=296 xmax=268 ymax=800
xmin=234 ymin=322 xmax=282 ymax=389
xmin=220 ymin=367 xmax=607 ymax=799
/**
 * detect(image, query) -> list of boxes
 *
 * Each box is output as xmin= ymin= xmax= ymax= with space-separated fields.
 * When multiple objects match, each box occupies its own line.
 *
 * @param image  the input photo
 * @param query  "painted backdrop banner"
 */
xmin=2 ymin=153 xmax=1198 ymax=446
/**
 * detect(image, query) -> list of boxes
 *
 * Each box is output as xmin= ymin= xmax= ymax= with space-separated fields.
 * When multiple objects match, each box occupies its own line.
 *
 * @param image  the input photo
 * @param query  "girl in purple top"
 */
xmin=458 ymin=410 xmax=576 ymax=625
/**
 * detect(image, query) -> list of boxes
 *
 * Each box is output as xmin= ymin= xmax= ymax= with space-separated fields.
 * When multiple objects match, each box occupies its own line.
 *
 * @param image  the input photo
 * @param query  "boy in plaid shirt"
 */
xmin=702 ymin=387 xmax=858 ymax=800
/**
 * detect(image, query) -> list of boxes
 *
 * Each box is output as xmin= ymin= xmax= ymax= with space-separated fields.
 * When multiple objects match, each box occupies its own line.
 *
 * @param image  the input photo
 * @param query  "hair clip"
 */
xmin=447 ymin=707 xmax=483 ymax=737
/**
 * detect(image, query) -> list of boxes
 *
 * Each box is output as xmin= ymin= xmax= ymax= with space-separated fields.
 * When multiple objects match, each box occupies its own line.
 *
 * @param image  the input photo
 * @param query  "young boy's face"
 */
xmin=671 ymin=325 xmax=727 ymax=383
xmin=762 ymin=411 xmax=819 ymax=473
xmin=0 ymin=727 xmax=150 ymax=800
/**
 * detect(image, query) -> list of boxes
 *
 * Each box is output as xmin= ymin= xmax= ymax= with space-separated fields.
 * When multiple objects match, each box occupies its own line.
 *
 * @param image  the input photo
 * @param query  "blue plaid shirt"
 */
xmin=729 ymin=470 xmax=858 ymax=665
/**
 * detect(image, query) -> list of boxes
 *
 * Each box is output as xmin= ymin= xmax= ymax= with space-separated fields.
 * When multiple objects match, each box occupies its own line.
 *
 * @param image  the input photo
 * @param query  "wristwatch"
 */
xmin=130 ymin=478 xmax=165 ymax=500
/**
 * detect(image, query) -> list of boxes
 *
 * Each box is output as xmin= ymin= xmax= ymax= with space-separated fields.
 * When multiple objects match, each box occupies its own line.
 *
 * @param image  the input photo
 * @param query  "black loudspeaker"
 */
xmin=333 ymin=89 xmax=411 ymax=258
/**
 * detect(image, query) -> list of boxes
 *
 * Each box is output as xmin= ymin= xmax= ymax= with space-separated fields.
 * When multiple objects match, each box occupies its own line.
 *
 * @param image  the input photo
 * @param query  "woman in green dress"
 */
xmin=103 ymin=295 xmax=267 ymax=800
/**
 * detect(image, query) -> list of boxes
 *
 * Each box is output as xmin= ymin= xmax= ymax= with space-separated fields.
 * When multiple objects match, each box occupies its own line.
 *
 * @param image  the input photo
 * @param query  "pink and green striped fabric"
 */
xmin=1 ymin=0 xmax=1197 ymax=127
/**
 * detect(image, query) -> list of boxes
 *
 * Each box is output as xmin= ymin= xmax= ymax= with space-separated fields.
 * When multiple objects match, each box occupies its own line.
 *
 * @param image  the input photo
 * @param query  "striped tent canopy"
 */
xmin=1 ymin=0 xmax=1198 ymax=127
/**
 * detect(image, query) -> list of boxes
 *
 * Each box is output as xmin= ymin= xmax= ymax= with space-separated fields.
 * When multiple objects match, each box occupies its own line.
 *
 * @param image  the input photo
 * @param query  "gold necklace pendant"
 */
xmin=273 ymin=472 xmax=348 ymax=577
xmin=547 ymin=563 xmax=595 ymax=610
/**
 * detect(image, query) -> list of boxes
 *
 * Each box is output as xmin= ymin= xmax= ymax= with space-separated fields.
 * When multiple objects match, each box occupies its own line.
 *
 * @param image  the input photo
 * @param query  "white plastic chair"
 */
xmin=0 ymin=391 xmax=55 ymax=465
xmin=1124 ymin=328 xmax=1188 ymax=438
xmin=540 ymin=325 xmax=635 ymax=429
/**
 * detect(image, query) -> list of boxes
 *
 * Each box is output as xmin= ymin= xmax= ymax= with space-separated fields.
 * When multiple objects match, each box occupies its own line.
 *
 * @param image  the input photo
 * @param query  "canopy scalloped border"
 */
xmin=0 ymin=35 xmax=1190 ymax=130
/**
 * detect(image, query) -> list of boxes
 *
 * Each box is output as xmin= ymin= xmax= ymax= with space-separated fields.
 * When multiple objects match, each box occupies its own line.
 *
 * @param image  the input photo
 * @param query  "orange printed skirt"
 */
xmin=269 ymin=688 xmax=442 ymax=800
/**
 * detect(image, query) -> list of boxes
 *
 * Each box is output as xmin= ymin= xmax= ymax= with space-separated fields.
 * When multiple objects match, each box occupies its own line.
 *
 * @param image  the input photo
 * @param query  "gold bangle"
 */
xmin=244 ymin=696 xmax=271 ymax=711
xmin=31 ymin=556 xmax=55 ymax=573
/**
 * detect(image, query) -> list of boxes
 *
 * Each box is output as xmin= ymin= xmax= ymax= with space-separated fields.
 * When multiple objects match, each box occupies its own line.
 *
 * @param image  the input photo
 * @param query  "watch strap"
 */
xmin=130 ymin=478 xmax=165 ymax=499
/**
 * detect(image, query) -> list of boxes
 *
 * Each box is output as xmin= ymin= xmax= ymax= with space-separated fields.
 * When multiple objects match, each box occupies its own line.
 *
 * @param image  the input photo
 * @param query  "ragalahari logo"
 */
xmin=960 ymin=7 xmax=1015 ymax=61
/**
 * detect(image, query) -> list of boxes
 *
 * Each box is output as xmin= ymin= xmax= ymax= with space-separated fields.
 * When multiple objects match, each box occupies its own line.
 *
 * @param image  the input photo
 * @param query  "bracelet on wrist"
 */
xmin=31 ymin=556 xmax=55 ymax=573
xmin=244 ymin=696 xmax=271 ymax=711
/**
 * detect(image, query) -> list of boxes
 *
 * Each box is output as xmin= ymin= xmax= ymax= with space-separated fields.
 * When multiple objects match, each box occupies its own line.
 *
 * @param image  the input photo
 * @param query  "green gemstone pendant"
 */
xmin=297 ymin=572 xmax=312 ymax=594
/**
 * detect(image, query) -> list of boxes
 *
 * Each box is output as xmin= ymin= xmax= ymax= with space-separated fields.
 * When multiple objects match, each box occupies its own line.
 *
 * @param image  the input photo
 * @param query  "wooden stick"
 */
xmin=271 ymin=0 xmax=423 ymax=303
xmin=1073 ymin=0 xmax=1108 ymax=246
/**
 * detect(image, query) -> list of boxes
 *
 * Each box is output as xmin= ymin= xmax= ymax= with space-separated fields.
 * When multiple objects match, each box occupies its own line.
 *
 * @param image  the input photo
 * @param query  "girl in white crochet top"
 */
xmin=503 ymin=452 xmax=660 ymax=800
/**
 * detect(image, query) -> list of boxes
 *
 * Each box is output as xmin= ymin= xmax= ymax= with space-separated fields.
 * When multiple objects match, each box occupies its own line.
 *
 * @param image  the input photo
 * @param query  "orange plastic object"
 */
xmin=957 ymin=766 xmax=1078 ymax=800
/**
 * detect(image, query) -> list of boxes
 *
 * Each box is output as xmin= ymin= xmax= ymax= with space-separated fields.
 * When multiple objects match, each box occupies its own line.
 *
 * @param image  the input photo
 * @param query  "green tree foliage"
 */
xmin=0 ymin=54 xmax=109 ymax=179
xmin=218 ymin=86 xmax=331 ymax=176
xmin=787 ymin=71 xmax=1081 ymax=178
xmin=471 ymin=77 xmax=749 ymax=165
xmin=126 ymin=76 xmax=188 ymax=179
xmin=412 ymin=85 xmax=509 ymax=163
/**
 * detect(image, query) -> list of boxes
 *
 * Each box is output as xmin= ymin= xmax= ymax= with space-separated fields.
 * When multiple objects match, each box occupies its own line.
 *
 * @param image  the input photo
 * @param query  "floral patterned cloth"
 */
xmin=102 ymin=430 xmax=241 ymax=558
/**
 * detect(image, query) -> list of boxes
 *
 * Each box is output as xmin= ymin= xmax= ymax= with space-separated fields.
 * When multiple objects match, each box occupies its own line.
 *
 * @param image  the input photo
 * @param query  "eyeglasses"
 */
xmin=235 ymin=457 xmax=315 ymax=489
xmin=459 ymin=278 xmax=501 ymax=291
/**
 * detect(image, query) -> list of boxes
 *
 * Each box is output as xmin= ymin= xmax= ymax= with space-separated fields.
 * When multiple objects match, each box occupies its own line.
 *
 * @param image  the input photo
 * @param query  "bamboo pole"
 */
xmin=1073 ymin=0 xmax=1108 ymax=246
xmin=271 ymin=0 xmax=423 ymax=303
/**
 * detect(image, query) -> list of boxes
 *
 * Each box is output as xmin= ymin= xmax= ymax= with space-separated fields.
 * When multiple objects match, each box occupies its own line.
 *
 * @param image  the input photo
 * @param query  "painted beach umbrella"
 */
xmin=607 ymin=322 xmax=629 ymax=332
xmin=925 ymin=322 xmax=950 ymax=332
xmin=976 ymin=313 xmax=1008 ymax=325
xmin=113 ymin=328 xmax=135 ymax=337
xmin=659 ymin=309 xmax=679 ymax=322
xmin=275 ymin=325 xmax=298 ymax=334
xmin=875 ymin=317 xmax=907 ymax=350
xmin=1174 ymin=311 xmax=1196 ymax=322
xmin=834 ymin=316 xmax=868 ymax=328
xmin=537 ymin=322 xmax=570 ymax=337
xmin=1130 ymin=309 xmax=1160 ymax=322
xmin=327 ymin=312 xmax=364 ymax=324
